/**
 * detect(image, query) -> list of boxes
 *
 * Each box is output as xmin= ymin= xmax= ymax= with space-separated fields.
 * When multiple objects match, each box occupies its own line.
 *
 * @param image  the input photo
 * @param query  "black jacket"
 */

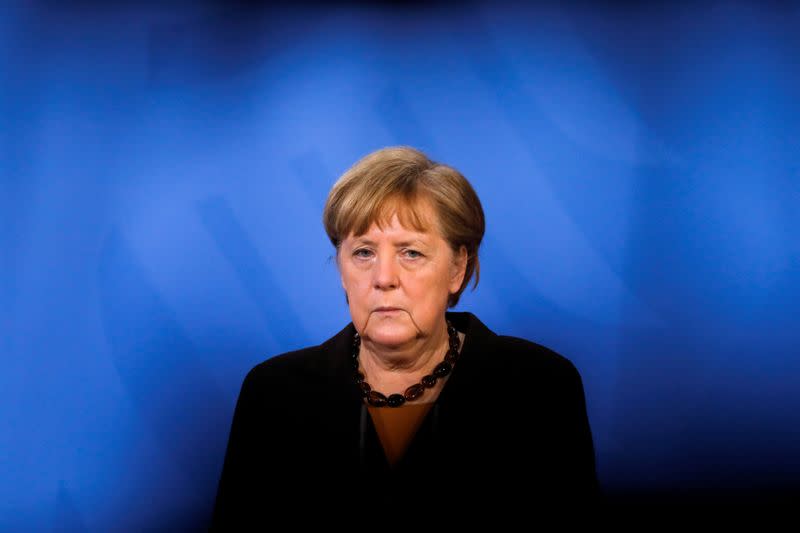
xmin=209 ymin=311 xmax=602 ymax=529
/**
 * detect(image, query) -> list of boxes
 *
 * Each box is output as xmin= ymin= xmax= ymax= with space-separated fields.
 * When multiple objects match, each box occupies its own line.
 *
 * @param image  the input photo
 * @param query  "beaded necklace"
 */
xmin=352 ymin=319 xmax=462 ymax=407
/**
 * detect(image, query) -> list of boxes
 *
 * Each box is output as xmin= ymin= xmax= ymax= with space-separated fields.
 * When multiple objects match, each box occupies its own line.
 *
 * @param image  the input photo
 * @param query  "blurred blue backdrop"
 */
xmin=2 ymin=0 xmax=799 ymax=529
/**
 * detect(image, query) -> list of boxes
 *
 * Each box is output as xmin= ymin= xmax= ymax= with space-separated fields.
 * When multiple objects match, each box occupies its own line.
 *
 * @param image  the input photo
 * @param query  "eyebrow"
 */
xmin=354 ymin=238 xmax=426 ymax=247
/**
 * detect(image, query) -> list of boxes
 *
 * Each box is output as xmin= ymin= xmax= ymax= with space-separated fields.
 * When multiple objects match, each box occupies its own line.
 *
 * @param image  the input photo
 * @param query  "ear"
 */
xmin=333 ymin=247 xmax=343 ymax=286
xmin=336 ymin=251 xmax=350 ymax=304
xmin=339 ymin=263 xmax=349 ymax=306
xmin=449 ymin=245 xmax=468 ymax=294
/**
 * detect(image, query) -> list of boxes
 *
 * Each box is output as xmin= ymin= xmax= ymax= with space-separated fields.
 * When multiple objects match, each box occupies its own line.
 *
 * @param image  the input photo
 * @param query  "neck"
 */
xmin=359 ymin=319 xmax=450 ymax=388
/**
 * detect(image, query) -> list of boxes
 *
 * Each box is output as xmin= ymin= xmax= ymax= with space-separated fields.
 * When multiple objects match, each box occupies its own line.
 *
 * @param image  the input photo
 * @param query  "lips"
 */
xmin=375 ymin=307 xmax=401 ymax=311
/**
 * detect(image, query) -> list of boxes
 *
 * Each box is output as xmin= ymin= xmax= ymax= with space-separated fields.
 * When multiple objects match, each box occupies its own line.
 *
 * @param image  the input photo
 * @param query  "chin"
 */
xmin=366 ymin=324 xmax=415 ymax=345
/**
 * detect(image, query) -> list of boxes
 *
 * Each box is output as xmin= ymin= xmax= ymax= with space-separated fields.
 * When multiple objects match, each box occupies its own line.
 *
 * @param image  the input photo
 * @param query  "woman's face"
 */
xmin=337 ymin=202 xmax=467 ymax=351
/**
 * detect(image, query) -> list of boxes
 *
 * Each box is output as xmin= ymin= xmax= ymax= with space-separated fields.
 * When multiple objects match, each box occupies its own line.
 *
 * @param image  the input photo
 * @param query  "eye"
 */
xmin=404 ymin=249 xmax=423 ymax=259
xmin=353 ymin=248 xmax=372 ymax=258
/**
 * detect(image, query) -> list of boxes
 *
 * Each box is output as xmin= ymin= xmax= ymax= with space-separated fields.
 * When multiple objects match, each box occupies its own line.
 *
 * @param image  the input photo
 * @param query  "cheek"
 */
xmin=344 ymin=273 xmax=369 ymax=295
xmin=409 ymin=270 xmax=449 ymax=294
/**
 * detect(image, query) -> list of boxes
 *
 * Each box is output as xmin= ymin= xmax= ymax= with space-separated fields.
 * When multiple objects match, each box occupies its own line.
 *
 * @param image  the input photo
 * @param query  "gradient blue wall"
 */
xmin=3 ymin=0 xmax=799 ymax=529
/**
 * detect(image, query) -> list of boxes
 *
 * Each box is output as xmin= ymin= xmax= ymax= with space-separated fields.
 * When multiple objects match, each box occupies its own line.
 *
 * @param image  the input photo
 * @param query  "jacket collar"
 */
xmin=319 ymin=311 xmax=497 ymax=407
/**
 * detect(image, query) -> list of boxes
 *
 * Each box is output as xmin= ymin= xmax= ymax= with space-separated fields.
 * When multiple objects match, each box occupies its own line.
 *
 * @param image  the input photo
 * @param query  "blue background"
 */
xmin=2 ymin=0 xmax=799 ymax=529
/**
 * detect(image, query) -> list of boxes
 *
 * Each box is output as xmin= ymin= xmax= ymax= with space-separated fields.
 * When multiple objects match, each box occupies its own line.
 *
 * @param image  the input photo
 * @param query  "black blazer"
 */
xmin=210 ymin=311 xmax=602 ymax=529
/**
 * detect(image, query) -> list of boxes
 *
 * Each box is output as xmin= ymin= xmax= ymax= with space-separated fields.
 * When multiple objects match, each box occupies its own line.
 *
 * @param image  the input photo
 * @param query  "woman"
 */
xmin=210 ymin=146 xmax=601 ymax=529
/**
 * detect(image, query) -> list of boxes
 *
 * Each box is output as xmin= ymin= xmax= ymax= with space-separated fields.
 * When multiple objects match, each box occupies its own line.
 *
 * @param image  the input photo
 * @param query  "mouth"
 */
xmin=375 ymin=307 xmax=401 ymax=312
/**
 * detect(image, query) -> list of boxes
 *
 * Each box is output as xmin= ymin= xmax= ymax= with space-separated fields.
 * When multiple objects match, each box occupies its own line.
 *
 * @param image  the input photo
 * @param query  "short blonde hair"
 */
xmin=322 ymin=146 xmax=485 ymax=308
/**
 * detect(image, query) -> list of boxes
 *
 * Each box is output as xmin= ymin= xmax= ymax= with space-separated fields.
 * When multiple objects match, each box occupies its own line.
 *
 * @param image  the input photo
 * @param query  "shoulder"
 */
xmin=491 ymin=333 xmax=583 ymax=386
xmin=239 ymin=344 xmax=325 ymax=393
xmin=488 ymin=335 xmax=589 ymax=425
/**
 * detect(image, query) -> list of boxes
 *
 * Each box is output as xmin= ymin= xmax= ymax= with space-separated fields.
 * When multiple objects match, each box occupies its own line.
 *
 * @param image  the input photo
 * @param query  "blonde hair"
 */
xmin=322 ymin=146 xmax=485 ymax=308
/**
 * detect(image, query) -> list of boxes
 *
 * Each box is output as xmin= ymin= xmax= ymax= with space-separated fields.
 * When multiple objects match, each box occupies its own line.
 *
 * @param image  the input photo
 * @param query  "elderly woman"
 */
xmin=210 ymin=146 xmax=601 ymax=528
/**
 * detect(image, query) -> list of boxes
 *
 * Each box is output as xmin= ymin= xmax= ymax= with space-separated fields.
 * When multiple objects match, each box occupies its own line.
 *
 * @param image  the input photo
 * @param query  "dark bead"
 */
xmin=445 ymin=352 xmax=459 ymax=364
xmin=421 ymin=375 xmax=437 ymax=388
xmin=355 ymin=371 xmax=365 ymax=382
xmin=404 ymin=384 xmax=425 ymax=401
xmin=367 ymin=391 xmax=387 ymax=407
xmin=359 ymin=381 xmax=371 ymax=395
xmin=433 ymin=361 xmax=452 ymax=378
xmin=387 ymin=394 xmax=406 ymax=407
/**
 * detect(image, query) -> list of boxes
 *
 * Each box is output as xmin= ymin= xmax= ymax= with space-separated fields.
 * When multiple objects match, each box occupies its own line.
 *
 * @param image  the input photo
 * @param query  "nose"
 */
xmin=373 ymin=252 xmax=399 ymax=290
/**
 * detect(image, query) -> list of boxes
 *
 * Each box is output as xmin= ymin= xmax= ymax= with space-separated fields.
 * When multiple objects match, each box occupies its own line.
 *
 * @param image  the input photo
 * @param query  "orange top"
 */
xmin=367 ymin=400 xmax=436 ymax=468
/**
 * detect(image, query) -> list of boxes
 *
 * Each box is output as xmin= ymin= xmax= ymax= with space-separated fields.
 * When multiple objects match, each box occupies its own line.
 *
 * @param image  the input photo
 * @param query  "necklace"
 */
xmin=352 ymin=319 xmax=462 ymax=408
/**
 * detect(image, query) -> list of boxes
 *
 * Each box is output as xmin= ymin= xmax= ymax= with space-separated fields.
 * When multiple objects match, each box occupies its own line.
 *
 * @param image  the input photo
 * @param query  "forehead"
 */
xmin=349 ymin=222 xmax=431 ymax=246
xmin=347 ymin=197 xmax=441 ymax=242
